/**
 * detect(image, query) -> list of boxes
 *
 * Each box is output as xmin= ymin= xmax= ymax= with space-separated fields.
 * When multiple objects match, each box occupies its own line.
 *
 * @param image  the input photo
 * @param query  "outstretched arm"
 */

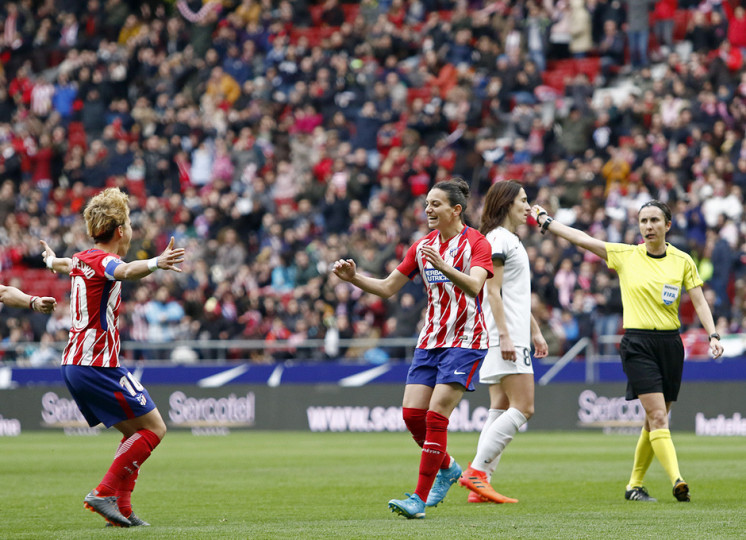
xmin=688 ymin=285 xmax=724 ymax=359
xmin=531 ymin=205 xmax=608 ymax=260
xmin=40 ymin=240 xmax=73 ymax=274
xmin=0 ymin=284 xmax=57 ymax=314
xmin=113 ymin=237 xmax=186 ymax=281
xmin=332 ymin=259 xmax=410 ymax=298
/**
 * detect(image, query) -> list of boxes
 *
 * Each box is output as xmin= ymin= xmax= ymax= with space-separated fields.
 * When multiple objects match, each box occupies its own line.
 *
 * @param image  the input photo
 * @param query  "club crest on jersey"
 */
xmin=424 ymin=267 xmax=450 ymax=284
xmin=661 ymin=284 xmax=679 ymax=306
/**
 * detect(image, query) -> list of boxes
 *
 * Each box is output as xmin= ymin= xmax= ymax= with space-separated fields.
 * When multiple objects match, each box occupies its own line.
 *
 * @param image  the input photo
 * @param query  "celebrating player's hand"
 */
xmin=332 ymin=259 xmax=357 ymax=282
xmin=40 ymin=239 xmax=56 ymax=266
xmin=421 ymin=245 xmax=446 ymax=271
xmin=157 ymin=237 xmax=186 ymax=272
xmin=32 ymin=296 xmax=57 ymax=314
xmin=39 ymin=239 xmax=72 ymax=274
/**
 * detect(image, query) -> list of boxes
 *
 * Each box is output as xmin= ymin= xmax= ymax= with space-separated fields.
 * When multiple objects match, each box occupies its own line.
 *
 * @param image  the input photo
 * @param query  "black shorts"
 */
xmin=619 ymin=329 xmax=684 ymax=402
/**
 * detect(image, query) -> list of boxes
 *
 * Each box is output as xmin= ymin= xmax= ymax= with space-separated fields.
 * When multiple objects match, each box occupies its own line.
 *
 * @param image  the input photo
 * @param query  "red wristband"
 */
xmin=29 ymin=296 xmax=39 ymax=310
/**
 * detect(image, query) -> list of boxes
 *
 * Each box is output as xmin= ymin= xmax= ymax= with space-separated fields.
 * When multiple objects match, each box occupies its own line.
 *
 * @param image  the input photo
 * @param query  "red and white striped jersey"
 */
xmin=397 ymin=226 xmax=493 ymax=350
xmin=61 ymin=249 xmax=125 ymax=367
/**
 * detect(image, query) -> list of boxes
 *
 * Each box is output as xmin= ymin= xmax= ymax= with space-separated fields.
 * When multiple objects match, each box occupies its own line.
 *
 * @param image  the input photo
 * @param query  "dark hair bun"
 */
xmin=452 ymin=177 xmax=470 ymax=200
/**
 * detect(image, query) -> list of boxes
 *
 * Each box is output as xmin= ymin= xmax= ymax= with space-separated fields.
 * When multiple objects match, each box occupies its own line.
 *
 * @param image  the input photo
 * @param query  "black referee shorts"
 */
xmin=619 ymin=329 xmax=685 ymax=402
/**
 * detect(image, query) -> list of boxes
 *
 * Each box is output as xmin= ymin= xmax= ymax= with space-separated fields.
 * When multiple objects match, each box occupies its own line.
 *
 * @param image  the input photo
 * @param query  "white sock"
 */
xmin=477 ymin=409 xmax=504 ymax=449
xmin=473 ymin=409 xmax=504 ymax=480
xmin=472 ymin=408 xmax=527 ymax=478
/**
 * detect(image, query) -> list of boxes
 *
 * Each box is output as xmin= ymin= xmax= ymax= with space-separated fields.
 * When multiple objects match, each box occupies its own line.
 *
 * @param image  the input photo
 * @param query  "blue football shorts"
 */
xmin=407 ymin=347 xmax=486 ymax=392
xmin=61 ymin=365 xmax=157 ymax=428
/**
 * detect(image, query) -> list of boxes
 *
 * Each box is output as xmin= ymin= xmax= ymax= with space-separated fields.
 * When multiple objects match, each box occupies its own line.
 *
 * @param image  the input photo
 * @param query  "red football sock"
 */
xmin=95 ymin=429 xmax=160 ymax=497
xmin=414 ymin=410 xmax=449 ymax=501
xmin=403 ymin=407 xmax=452 ymax=468
xmin=116 ymin=470 xmax=138 ymax=517
xmin=403 ymin=407 xmax=427 ymax=447
xmin=109 ymin=436 xmax=137 ymax=516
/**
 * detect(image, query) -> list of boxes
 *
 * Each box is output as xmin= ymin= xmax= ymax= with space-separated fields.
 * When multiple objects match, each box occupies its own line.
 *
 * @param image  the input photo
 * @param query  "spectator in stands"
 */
xmin=709 ymin=228 xmax=735 ymax=320
xmin=653 ymin=0 xmax=677 ymax=54
xmin=27 ymin=331 xmax=59 ymax=366
xmin=569 ymin=0 xmax=593 ymax=58
xmin=591 ymin=271 xmax=623 ymax=354
xmin=321 ymin=0 xmax=345 ymax=27
xmin=144 ymin=286 xmax=185 ymax=350
xmin=524 ymin=2 xmax=551 ymax=72
xmin=205 ymin=66 xmax=240 ymax=106
xmin=722 ymin=0 xmax=746 ymax=53
xmin=599 ymin=19 xmax=627 ymax=80
xmin=547 ymin=0 xmax=572 ymax=59
xmin=1 ymin=0 xmax=745 ymax=366
xmin=685 ymin=10 xmax=710 ymax=53
xmin=626 ymin=0 xmax=654 ymax=67
xmin=561 ymin=106 xmax=595 ymax=158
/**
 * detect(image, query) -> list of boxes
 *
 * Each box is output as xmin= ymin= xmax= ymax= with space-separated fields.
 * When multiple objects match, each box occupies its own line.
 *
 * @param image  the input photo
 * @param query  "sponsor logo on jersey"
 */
xmin=424 ymin=267 xmax=449 ymax=283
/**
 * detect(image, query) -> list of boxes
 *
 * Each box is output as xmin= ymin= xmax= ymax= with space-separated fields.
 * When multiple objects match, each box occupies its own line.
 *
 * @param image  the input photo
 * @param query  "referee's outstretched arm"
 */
xmin=531 ymin=205 xmax=608 ymax=260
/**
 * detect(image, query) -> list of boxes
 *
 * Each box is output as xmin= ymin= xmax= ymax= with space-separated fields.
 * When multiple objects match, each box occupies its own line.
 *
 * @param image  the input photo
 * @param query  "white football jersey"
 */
xmin=482 ymin=227 xmax=532 ymax=348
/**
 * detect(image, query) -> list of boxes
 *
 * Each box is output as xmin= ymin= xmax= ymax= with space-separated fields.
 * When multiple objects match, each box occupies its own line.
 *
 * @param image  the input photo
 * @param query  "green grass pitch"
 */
xmin=1 ymin=431 xmax=743 ymax=539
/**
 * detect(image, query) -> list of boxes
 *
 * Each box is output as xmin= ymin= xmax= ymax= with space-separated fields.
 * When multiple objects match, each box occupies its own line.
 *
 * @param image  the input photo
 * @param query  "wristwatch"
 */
xmin=540 ymin=216 xmax=554 ymax=235
xmin=709 ymin=333 xmax=721 ymax=340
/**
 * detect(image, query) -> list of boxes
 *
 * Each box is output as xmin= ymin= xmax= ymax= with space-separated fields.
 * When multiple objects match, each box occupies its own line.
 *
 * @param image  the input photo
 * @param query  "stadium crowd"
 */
xmin=0 ymin=0 xmax=745 ymax=364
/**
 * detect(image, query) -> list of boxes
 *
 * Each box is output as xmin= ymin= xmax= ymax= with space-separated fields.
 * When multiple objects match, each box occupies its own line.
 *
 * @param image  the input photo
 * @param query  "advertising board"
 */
xmin=1 ymin=382 xmax=743 ymax=436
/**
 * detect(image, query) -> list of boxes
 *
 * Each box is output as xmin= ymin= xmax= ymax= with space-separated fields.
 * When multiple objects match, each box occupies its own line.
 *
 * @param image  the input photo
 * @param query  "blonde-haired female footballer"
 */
xmin=41 ymin=188 xmax=185 ymax=527
xmin=533 ymin=199 xmax=723 ymax=503
xmin=333 ymin=178 xmax=493 ymax=519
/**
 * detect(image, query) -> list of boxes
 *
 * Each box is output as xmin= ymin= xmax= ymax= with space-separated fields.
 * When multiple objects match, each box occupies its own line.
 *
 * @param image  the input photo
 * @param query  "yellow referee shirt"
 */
xmin=606 ymin=243 xmax=703 ymax=330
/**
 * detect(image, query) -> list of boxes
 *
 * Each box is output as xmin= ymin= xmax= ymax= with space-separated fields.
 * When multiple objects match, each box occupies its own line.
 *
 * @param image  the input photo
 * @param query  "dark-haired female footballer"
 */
xmin=333 ymin=178 xmax=493 ymax=519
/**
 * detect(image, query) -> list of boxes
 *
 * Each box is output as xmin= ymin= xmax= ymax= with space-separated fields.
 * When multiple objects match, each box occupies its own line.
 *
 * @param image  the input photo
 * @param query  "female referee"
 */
xmin=333 ymin=178 xmax=493 ymax=519
xmin=533 ymin=199 xmax=723 ymax=503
